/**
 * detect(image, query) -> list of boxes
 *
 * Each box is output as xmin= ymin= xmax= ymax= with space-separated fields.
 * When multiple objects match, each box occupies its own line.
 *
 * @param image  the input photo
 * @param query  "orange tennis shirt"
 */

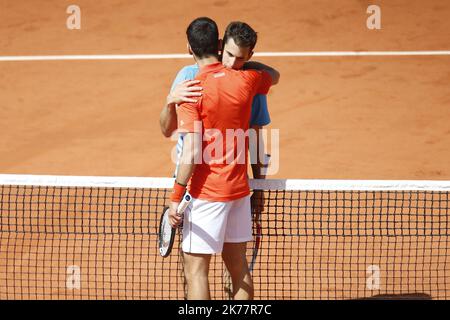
xmin=177 ymin=62 xmax=272 ymax=201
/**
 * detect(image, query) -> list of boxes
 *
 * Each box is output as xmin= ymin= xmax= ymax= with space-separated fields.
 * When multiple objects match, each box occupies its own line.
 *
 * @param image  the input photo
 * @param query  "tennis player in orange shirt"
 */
xmin=169 ymin=17 xmax=277 ymax=300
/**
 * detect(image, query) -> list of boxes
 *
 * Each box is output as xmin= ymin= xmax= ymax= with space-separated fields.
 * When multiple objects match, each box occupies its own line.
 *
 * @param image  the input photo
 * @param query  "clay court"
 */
xmin=1 ymin=0 xmax=449 ymax=299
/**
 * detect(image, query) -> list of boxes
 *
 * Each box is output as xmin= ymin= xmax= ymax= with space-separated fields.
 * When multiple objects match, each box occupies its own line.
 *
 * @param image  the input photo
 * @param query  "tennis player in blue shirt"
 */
xmin=159 ymin=22 xmax=280 ymax=299
xmin=160 ymin=22 xmax=277 ymax=182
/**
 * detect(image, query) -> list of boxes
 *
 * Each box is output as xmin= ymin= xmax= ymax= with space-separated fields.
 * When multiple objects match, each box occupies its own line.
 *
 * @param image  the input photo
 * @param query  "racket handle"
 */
xmin=176 ymin=193 xmax=192 ymax=215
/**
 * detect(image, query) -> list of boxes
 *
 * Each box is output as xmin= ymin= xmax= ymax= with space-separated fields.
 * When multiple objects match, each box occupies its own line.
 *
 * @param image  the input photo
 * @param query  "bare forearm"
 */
xmin=175 ymin=133 xmax=200 ymax=185
xmin=244 ymin=61 xmax=280 ymax=85
xmin=250 ymin=125 xmax=266 ymax=179
xmin=251 ymin=163 xmax=265 ymax=179
xmin=159 ymin=102 xmax=177 ymax=137
xmin=251 ymin=143 xmax=266 ymax=179
xmin=176 ymin=162 xmax=195 ymax=186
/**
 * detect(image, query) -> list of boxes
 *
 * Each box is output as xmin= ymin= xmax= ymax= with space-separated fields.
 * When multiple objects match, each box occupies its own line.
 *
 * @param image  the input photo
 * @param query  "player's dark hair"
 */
xmin=186 ymin=17 xmax=219 ymax=58
xmin=223 ymin=21 xmax=258 ymax=51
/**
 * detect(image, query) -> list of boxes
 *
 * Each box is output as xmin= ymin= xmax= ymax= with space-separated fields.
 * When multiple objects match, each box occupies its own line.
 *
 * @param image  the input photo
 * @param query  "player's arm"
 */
xmin=248 ymin=86 xmax=272 ymax=218
xmin=250 ymin=124 xmax=267 ymax=221
xmin=168 ymin=98 xmax=201 ymax=226
xmin=159 ymin=80 xmax=203 ymax=137
xmin=243 ymin=61 xmax=280 ymax=85
xmin=249 ymin=94 xmax=270 ymax=180
xmin=159 ymin=101 xmax=177 ymax=138
xmin=250 ymin=125 xmax=266 ymax=179
xmin=176 ymin=132 xmax=201 ymax=185
xmin=168 ymin=132 xmax=201 ymax=227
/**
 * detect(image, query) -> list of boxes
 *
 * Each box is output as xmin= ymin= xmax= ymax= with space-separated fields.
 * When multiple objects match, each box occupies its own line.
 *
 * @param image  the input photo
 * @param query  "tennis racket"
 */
xmin=249 ymin=222 xmax=262 ymax=272
xmin=159 ymin=193 xmax=192 ymax=257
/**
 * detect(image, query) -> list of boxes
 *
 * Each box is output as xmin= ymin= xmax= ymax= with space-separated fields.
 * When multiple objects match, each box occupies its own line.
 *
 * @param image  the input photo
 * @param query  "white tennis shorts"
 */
xmin=182 ymin=195 xmax=252 ymax=254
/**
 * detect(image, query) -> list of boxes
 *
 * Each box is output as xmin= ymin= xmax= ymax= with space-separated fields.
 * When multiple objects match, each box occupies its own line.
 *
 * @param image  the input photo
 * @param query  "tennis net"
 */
xmin=1 ymin=174 xmax=449 ymax=300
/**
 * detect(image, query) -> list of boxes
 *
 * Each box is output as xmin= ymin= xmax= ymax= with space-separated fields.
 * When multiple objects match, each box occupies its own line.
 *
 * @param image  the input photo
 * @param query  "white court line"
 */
xmin=0 ymin=51 xmax=450 ymax=61
xmin=1 ymin=174 xmax=449 ymax=191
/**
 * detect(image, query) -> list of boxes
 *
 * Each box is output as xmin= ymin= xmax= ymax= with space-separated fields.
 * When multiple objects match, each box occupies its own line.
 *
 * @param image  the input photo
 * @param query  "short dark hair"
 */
xmin=223 ymin=21 xmax=258 ymax=51
xmin=186 ymin=17 xmax=219 ymax=58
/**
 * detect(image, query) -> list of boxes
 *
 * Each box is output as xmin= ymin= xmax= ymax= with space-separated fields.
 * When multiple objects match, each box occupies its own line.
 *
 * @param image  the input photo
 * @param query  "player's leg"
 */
xmin=222 ymin=242 xmax=254 ymax=299
xmin=222 ymin=195 xmax=254 ymax=299
xmin=182 ymin=197 xmax=230 ymax=299
xmin=183 ymin=252 xmax=212 ymax=300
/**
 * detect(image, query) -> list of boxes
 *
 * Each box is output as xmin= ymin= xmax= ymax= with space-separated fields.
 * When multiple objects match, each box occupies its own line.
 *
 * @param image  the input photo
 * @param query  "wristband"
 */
xmin=170 ymin=181 xmax=186 ymax=202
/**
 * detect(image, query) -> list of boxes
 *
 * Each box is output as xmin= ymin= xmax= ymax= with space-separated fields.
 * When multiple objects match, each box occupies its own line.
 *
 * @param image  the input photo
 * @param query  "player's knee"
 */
xmin=184 ymin=267 xmax=209 ymax=284
xmin=223 ymin=255 xmax=248 ymax=275
xmin=184 ymin=255 xmax=210 ymax=281
xmin=222 ymin=247 xmax=246 ymax=265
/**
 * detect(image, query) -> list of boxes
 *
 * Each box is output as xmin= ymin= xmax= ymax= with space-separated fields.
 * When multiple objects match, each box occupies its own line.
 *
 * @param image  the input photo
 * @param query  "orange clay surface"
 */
xmin=0 ymin=0 xmax=449 ymax=300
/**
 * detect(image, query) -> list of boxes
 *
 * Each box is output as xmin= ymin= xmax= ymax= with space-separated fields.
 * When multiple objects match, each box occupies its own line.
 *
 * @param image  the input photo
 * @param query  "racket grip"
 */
xmin=176 ymin=193 xmax=192 ymax=215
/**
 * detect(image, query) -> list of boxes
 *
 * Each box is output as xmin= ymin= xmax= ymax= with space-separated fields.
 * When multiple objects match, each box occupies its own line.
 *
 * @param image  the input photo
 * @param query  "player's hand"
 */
xmin=251 ymin=190 xmax=265 ymax=223
xmin=168 ymin=201 xmax=183 ymax=228
xmin=167 ymin=80 xmax=202 ymax=105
